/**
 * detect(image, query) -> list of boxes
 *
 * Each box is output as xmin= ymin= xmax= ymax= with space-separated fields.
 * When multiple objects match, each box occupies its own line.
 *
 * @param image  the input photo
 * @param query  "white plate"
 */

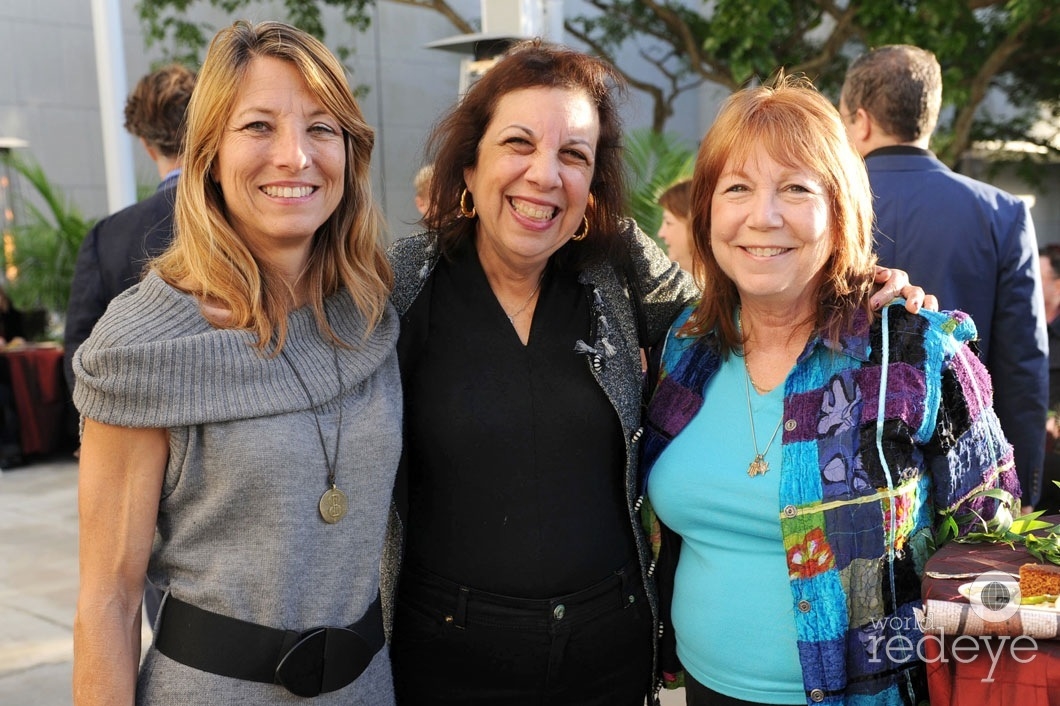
xmin=958 ymin=581 xmax=1060 ymax=612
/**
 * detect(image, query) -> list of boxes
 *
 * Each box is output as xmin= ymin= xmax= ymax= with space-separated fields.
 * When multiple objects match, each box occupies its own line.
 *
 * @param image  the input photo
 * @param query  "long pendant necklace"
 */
xmin=738 ymin=309 xmax=784 ymax=477
xmin=280 ymin=343 xmax=347 ymax=523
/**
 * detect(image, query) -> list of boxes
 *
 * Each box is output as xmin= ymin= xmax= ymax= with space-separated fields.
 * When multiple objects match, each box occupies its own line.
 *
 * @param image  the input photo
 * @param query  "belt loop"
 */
xmin=453 ymin=585 xmax=470 ymax=628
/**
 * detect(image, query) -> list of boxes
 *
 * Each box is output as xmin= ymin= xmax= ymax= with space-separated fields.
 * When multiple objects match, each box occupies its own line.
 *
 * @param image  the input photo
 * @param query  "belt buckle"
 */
xmin=274 ymin=625 xmax=374 ymax=697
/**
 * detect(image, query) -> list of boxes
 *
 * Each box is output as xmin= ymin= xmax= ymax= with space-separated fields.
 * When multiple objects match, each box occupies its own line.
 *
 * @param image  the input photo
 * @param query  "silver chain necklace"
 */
xmin=503 ymin=272 xmax=544 ymax=324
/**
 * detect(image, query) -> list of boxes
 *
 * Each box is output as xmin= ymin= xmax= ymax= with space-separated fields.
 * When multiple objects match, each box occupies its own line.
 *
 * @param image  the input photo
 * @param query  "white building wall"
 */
xmin=0 ymin=0 xmax=695 ymax=243
xmin=9 ymin=2 xmax=1043 ymax=244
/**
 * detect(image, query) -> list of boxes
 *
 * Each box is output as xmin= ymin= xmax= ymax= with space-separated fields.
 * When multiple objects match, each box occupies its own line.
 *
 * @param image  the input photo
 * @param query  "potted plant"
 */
xmin=0 ymin=153 xmax=95 ymax=341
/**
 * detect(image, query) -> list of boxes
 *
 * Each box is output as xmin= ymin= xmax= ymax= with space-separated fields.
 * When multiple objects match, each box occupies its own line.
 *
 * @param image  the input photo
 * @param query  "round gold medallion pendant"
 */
xmin=319 ymin=486 xmax=348 ymax=524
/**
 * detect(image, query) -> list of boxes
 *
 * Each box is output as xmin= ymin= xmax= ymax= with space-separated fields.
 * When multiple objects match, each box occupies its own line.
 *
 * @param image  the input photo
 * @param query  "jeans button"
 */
xmin=553 ymin=604 xmax=566 ymax=620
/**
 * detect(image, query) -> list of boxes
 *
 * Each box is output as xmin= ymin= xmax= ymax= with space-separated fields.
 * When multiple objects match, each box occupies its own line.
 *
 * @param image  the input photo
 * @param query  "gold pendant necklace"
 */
xmin=743 ymin=366 xmax=783 ymax=477
xmin=739 ymin=309 xmax=783 ymax=477
xmin=280 ymin=342 xmax=347 ymax=523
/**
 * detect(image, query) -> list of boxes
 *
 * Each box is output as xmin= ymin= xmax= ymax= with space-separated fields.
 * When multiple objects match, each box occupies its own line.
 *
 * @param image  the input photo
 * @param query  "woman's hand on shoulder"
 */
xmin=871 ymin=266 xmax=939 ymax=313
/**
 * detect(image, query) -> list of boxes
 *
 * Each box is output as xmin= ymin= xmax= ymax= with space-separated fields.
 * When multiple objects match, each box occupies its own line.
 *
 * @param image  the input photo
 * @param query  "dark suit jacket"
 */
xmin=866 ymin=146 xmax=1048 ymax=505
xmin=1042 ymin=317 xmax=1060 ymax=511
xmin=64 ymin=179 xmax=177 ymax=392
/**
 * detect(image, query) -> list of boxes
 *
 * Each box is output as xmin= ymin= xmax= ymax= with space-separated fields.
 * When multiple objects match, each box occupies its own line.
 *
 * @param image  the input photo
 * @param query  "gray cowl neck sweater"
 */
xmin=74 ymin=271 xmax=402 ymax=705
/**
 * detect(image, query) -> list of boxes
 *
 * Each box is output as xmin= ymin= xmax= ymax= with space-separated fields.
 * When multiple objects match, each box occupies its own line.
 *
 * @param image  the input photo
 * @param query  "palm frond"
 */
xmin=623 ymin=128 xmax=696 ymax=241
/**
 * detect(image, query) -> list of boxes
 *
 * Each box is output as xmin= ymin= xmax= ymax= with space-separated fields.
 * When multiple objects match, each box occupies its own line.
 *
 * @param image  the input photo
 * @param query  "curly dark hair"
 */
xmin=123 ymin=64 xmax=196 ymax=158
xmin=423 ymin=39 xmax=628 ymax=270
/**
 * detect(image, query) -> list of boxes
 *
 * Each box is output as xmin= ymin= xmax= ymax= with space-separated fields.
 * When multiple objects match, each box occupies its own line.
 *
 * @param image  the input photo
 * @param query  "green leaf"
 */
xmin=2 ymin=153 xmax=95 ymax=323
xmin=1010 ymin=517 xmax=1058 ymax=535
xmin=972 ymin=487 xmax=1018 ymax=504
xmin=936 ymin=513 xmax=960 ymax=544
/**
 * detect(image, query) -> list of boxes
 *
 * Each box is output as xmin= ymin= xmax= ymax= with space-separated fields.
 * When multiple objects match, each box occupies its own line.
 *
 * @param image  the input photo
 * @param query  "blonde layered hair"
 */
xmin=153 ymin=20 xmax=392 ymax=352
xmin=683 ymin=74 xmax=877 ymax=352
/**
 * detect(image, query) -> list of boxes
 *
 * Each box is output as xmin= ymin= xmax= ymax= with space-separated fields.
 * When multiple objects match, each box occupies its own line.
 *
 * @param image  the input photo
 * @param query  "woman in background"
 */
xmin=657 ymin=178 xmax=695 ymax=279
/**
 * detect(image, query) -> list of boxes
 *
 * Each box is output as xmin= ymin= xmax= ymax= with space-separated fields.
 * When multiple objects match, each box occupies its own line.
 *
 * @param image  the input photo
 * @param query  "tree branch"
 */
xmin=386 ymin=0 xmax=474 ymax=33
xmin=948 ymin=15 xmax=1036 ymax=164
xmin=792 ymin=3 xmax=859 ymax=76
xmin=565 ymin=21 xmax=671 ymax=130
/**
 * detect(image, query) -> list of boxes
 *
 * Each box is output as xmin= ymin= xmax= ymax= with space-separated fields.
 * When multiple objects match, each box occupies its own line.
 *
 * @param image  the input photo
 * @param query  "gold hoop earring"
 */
xmin=459 ymin=188 xmax=476 ymax=218
xmin=571 ymin=214 xmax=590 ymax=241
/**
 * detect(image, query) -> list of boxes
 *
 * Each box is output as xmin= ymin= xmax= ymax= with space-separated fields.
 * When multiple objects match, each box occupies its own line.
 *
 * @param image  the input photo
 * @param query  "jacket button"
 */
xmin=782 ymin=505 xmax=798 ymax=518
xmin=784 ymin=419 xmax=797 ymax=431
xmin=810 ymin=688 xmax=825 ymax=702
xmin=632 ymin=427 xmax=644 ymax=443
xmin=798 ymin=600 xmax=812 ymax=613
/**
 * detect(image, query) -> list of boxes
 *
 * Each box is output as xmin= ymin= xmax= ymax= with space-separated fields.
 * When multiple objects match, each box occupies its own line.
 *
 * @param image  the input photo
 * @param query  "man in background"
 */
xmin=1039 ymin=245 xmax=1060 ymax=511
xmin=64 ymin=63 xmax=195 ymax=624
xmin=841 ymin=44 xmax=1047 ymax=507
xmin=64 ymin=64 xmax=196 ymax=393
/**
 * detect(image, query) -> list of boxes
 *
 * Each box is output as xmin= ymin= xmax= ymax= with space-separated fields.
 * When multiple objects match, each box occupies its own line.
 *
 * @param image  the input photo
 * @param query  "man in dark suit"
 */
xmin=840 ymin=45 xmax=1048 ymax=507
xmin=64 ymin=63 xmax=195 ymax=623
xmin=64 ymin=64 xmax=196 ymax=393
xmin=1039 ymin=245 xmax=1060 ymax=512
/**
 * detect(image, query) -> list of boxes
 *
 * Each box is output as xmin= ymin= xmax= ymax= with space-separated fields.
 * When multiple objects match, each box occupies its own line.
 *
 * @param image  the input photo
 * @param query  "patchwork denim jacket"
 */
xmin=641 ymin=303 xmax=1019 ymax=705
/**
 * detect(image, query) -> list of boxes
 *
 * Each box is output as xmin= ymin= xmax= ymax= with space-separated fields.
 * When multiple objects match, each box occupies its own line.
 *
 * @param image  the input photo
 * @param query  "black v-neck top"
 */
xmin=398 ymin=239 xmax=634 ymax=597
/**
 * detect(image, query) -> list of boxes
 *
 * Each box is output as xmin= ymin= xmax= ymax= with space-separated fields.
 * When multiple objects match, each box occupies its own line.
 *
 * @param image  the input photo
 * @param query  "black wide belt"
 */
xmin=155 ymin=592 xmax=384 ymax=697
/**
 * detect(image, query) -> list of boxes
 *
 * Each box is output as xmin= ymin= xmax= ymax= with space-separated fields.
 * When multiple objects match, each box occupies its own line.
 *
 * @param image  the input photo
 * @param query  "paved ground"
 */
xmin=0 ymin=457 xmax=81 ymax=706
xmin=0 ymin=457 xmax=684 ymax=705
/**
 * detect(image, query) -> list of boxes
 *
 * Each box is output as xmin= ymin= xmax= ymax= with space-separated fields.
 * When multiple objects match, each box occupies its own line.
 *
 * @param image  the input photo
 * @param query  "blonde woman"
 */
xmin=73 ymin=21 xmax=400 ymax=705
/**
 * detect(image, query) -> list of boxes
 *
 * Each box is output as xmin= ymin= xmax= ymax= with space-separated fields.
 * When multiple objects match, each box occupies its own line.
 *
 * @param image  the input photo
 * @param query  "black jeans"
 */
xmin=391 ymin=560 xmax=653 ymax=706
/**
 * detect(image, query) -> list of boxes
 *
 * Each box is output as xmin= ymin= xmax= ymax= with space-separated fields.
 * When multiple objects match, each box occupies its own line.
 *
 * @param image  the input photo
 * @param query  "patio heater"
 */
xmin=426 ymin=0 xmax=565 ymax=96
xmin=0 ymin=138 xmax=29 ymax=284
